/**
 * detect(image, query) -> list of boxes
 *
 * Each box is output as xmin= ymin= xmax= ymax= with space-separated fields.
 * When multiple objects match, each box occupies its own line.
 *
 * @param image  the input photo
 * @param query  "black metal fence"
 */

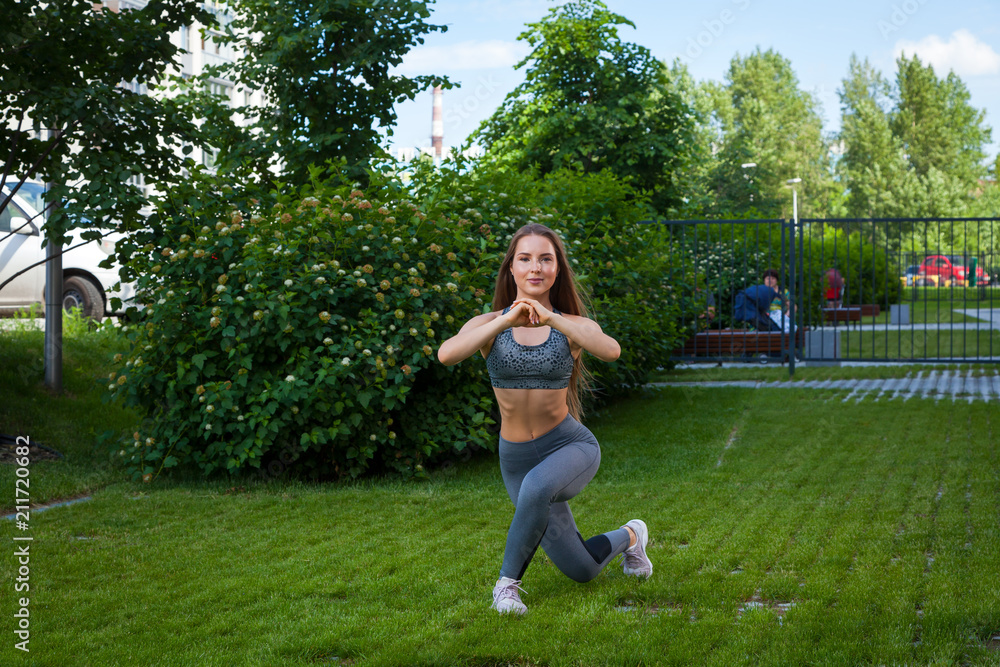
xmin=661 ymin=216 xmax=1000 ymax=370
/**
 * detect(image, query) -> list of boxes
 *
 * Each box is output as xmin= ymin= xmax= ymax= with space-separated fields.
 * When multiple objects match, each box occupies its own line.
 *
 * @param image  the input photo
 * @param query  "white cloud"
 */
xmin=894 ymin=29 xmax=1000 ymax=77
xmin=395 ymin=40 xmax=531 ymax=74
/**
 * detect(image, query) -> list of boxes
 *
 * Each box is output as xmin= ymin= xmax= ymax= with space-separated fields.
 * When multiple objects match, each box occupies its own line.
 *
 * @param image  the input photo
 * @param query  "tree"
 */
xmin=473 ymin=0 xmax=698 ymax=214
xmin=705 ymin=48 xmax=832 ymax=219
xmin=836 ymin=55 xmax=992 ymax=220
xmin=888 ymin=54 xmax=992 ymax=216
xmin=204 ymin=0 xmax=449 ymax=184
xmin=837 ymin=55 xmax=922 ymax=218
xmin=1 ymin=0 xmax=211 ymax=241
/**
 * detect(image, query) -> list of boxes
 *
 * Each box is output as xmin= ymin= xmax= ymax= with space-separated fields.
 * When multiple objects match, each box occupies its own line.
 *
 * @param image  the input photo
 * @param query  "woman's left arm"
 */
xmin=550 ymin=312 xmax=621 ymax=362
xmin=512 ymin=298 xmax=621 ymax=361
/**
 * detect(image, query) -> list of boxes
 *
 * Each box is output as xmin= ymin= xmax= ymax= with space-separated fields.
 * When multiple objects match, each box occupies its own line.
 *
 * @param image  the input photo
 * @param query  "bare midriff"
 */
xmin=493 ymin=387 xmax=570 ymax=442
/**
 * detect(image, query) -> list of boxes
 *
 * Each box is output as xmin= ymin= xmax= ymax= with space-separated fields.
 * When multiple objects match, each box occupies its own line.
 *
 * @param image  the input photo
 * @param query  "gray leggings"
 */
xmin=498 ymin=414 xmax=631 ymax=583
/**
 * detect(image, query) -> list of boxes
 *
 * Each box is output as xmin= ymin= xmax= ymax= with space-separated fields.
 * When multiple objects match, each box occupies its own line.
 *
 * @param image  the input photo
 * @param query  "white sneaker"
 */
xmin=622 ymin=519 xmax=653 ymax=578
xmin=491 ymin=576 xmax=527 ymax=615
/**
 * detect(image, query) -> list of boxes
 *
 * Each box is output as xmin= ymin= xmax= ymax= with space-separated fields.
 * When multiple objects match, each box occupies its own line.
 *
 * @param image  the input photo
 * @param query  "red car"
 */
xmin=919 ymin=255 xmax=989 ymax=286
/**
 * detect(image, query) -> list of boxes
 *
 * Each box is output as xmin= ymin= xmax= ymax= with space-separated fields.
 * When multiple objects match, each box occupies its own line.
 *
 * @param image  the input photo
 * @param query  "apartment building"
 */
xmin=99 ymin=0 xmax=264 ymax=178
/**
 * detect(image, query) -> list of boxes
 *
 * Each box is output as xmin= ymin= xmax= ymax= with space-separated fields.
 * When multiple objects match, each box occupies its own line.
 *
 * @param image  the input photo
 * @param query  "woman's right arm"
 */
xmin=437 ymin=311 xmax=510 ymax=366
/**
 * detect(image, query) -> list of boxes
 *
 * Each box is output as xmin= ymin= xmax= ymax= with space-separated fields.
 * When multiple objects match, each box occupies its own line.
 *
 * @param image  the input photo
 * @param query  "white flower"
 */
xmin=315 ymin=276 xmax=327 ymax=285
xmin=206 ymin=405 xmax=215 ymax=413
xmin=353 ymin=270 xmax=362 ymax=277
xmin=284 ymin=279 xmax=294 ymax=287
xmin=216 ymin=284 xmax=227 ymax=293
xmin=362 ymin=245 xmax=370 ymax=252
xmin=237 ymin=415 xmax=244 ymax=422
xmin=285 ymin=375 xmax=296 ymax=382
xmin=324 ymin=337 xmax=334 ymax=346
xmin=340 ymin=357 xmax=351 ymax=366
xmin=370 ymin=434 xmax=377 ymax=441
xmin=205 ymin=424 xmax=212 ymax=431
xmin=392 ymin=237 xmax=402 ymax=244
xmin=363 ymin=349 xmax=372 ymax=357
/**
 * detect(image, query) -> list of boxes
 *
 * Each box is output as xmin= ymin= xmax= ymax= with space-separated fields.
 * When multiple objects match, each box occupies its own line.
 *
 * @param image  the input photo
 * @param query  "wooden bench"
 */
xmin=823 ymin=307 xmax=862 ymax=326
xmin=859 ymin=304 xmax=880 ymax=318
xmin=822 ymin=305 xmax=881 ymax=326
xmin=674 ymin=329 xmax=805 ymax=360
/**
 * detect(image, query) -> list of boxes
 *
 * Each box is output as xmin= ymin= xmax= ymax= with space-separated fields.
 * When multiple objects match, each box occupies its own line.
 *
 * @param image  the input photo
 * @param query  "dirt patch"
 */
xmin=0 ymin=435 xmax=63 ymax=463
xmin=738 ymin=590 xmax=795 ymax=618
xmin=615 ymin=598 xmax=688 ymax=618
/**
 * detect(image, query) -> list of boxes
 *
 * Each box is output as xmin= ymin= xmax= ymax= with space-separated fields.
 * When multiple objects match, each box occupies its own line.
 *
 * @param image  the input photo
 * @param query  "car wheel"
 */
xmin=63 ymin=276 xmax=105 ymax=322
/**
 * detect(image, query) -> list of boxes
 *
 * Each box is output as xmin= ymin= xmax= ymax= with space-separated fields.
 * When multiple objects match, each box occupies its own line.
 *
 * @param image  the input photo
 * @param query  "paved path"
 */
xmin=651 ymin=369 xmax=1000 ymax=403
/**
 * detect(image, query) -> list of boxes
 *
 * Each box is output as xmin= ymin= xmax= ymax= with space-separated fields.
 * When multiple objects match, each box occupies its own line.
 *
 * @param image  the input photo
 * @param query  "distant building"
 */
xmin=98 ymin=0 xmax=266 ymax=185
xmin=394 ymin=145 xmax=484 ymax=163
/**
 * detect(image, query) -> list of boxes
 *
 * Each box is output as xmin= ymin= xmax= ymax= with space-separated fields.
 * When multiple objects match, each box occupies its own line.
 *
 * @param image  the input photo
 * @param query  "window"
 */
xmin=0 ymin=202 xmax=29 ymax=234
xmin=202 ymin=147 xmax=219 ymax=170
xmin=120 ymin=79 xmax=148 ymax=95
xmin=205 ymin=81 xmax=232 ymax=103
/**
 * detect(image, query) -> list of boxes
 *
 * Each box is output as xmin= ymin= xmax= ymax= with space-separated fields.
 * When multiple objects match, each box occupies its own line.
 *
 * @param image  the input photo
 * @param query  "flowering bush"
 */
xmin=109 ymin=161 xmax=703 ymax=481
xmin=109 ymin=172 xmax=499 ymax=480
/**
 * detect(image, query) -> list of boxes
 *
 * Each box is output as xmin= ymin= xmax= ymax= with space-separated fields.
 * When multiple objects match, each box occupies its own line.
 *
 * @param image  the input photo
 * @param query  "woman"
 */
xmin=437 ymin=223 xmax=653 ymax=615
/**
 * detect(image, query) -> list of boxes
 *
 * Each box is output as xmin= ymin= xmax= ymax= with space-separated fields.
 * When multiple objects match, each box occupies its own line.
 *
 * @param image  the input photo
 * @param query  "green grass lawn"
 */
xmin=2 ymin=327 xmax=1000 ymax=666
xmin=867 ymin=300 xmax=990 ymax=325
xmin=839 ymin=328 xmax=1000 ymax=360
xmin=0 ymin=318 xmax=137 ymax=506
xmin=654 ymin=363 xmax=1000 ymax=384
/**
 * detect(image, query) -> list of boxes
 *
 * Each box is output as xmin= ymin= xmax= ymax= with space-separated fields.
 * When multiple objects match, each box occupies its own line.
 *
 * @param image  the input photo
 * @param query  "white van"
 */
xmin=0 ymin=184 xmax=136 ymax=321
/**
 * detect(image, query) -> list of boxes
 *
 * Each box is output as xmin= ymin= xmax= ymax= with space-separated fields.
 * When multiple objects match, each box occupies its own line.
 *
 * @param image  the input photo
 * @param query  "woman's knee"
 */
xmin=561 ymin=563 xmax=600 ymax=583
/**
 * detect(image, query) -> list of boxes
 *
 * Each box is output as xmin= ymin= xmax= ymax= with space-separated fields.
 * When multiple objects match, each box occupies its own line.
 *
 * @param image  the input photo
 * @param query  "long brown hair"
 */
xmin=492 ymin=223 xmax=591 ymax=420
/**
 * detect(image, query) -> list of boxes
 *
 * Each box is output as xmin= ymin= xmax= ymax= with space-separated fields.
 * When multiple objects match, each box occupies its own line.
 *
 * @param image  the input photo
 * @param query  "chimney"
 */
xmin=431 ymin=85 xmax=443 ymax=160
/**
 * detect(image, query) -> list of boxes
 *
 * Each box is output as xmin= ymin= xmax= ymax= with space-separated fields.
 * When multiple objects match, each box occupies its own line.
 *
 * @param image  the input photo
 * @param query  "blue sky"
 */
xmin=389 ymin=0 xmax=1000 ymax=161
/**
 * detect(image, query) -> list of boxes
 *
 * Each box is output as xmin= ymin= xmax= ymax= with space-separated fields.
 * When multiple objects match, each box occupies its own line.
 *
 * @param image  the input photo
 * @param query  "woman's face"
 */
xmin=510 ymin=234 xmax=559 ymax=299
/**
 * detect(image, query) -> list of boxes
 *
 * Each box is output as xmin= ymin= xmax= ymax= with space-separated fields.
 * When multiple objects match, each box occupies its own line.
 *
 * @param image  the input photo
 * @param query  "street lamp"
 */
xmin=786 ymin=178 xmax=801 ymax=226
xmin=784 ymin=177 xmax=802 ymax=375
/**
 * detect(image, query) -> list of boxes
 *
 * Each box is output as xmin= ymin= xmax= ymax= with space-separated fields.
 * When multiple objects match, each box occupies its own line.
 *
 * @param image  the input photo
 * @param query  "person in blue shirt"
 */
xmin=733 ymin=269 xmax=782 ymax=331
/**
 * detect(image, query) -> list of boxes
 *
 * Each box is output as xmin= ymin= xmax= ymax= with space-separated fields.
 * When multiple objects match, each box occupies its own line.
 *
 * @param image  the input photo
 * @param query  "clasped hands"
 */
xmin=505 ymin=298 xmax=554 ymax=328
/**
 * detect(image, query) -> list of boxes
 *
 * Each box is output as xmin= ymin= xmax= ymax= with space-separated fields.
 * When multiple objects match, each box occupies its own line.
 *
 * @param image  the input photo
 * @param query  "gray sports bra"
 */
xmin=486 ymin=307 xmax=575 ymax=389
